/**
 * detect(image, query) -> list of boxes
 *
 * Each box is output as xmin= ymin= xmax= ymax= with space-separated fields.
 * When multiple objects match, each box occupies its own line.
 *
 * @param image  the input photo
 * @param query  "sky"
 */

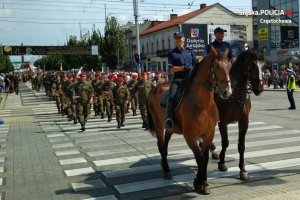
xmin=0 ymin=0 xmax=252 ymax=62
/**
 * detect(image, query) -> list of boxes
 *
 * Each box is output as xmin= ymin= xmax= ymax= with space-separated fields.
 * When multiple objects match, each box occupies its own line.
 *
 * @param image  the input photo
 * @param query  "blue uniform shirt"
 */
xmin=207 ymin=40 xmax=233 ymax=60
xmin=168 ymin=47 xmax=198 ymax=79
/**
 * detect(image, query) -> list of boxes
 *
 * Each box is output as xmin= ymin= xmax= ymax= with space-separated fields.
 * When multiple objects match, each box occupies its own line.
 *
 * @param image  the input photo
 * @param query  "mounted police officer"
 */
xmin=207 ymin=27 xmax=236 ymax=63
xmin=164 ymin=31 xmax=198 ymax=129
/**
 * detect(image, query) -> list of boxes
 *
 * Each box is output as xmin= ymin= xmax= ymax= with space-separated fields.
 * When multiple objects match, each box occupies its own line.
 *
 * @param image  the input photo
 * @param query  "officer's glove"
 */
xmin=184 ymin=66 xmax=193 ymax=71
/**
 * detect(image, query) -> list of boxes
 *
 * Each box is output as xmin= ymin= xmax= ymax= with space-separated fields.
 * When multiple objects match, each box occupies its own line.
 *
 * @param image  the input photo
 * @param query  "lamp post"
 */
xmin=133 ymin=0 xmax=141 ymax=72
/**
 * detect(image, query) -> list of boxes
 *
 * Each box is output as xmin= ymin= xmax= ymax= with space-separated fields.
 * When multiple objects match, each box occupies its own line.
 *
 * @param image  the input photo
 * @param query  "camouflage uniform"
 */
xmin=101 ymin=78 xmax=115 ymax=122
xmin=73 ymin=75 xmax=94 ymax=131
xmin=93 ymin=77 xmax=105 ymax=118
xmin=112 ymin=82 xmax=130 ymax=128
xmin=66 ymin=78 xmax=77 ymax=124
xmin=127 ymin=77 xmax=138 ymax=116
xmin=132 ymin=73 xmax=153 ymax=129
xmin=55 ymin=77 xmax=63 ymax=114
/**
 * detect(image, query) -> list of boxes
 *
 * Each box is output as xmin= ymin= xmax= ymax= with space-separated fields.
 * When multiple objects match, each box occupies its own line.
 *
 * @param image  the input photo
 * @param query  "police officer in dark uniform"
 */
xmin=207 ymin=27 xmax=236 ymax=63
xmin=164 ymin=31 xmax=198 ymax=129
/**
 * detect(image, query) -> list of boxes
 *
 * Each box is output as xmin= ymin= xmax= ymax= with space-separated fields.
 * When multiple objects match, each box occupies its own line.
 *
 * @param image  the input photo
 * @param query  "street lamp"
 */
xmin=121 ymin=0 xmax=144 ymax=72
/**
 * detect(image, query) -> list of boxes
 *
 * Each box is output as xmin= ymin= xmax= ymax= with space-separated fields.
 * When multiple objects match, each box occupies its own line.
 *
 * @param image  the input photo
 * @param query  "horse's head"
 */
xmin=247 ymin=48 xmax=265 ymax=96
xmin=211 ymin=46 xmax=232 ymax=99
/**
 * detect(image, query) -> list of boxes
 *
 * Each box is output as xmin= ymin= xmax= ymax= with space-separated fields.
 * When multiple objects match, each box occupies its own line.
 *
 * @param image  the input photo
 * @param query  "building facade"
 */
xmin=253 ymin=0 xmax=299 ymax=72
xmin=139 ymin=3 xmax=253 ymax=72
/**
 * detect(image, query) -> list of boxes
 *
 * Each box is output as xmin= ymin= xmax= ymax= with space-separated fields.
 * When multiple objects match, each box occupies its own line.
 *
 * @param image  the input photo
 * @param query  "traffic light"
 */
xmin=134 ymin=53 xmax=140 ymax=63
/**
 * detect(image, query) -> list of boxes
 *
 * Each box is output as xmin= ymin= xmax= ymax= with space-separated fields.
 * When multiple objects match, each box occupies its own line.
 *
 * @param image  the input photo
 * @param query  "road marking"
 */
xmin=59 ymin=157 xmax=87 ymax=165
xmin=64 ymin=167 xmax=95 ymax=177
xmin=114 ymin=157 xmax=300 ymax=194
xmin=71 ymin=179 xmax=106 ymax=191
xmin=55 ymin=149 xmax=80 ymax=156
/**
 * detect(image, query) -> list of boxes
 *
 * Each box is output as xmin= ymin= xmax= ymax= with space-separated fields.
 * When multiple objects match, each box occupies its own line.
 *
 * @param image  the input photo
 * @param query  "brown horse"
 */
xmin=147 ymin=47 xmax=232 ymax=195
xmin=212 ymin=49 xmax=265 ymax=181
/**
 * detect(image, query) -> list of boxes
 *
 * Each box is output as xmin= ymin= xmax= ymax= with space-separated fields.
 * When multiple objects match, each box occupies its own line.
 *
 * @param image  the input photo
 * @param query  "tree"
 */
xmin=0 ymin=48 xmax=14 ymax=73
xmin=100 ymin=16 xmax=127 ymax=70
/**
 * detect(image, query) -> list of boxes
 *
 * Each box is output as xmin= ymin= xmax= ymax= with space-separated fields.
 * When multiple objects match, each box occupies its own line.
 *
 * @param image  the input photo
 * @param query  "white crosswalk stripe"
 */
xmin=32 ymin=87 xmax=300 ymax=200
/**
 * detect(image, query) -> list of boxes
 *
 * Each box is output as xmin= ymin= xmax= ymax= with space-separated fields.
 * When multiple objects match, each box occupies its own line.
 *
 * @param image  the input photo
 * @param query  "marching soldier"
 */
xmin=101 ymin=74 xmax=115 ymax=122
xmin=152 ymin=71 xmax=165 ymax=87
xmin=55 ymin=75 xmax=63 ymax=114
xmin=132 ymin=72 xmax=153 ymax=129
xmin=50 ymin=74 xmax=57 ymax=101
xmin=66 ymin=76 xmax=78 ymax=124
xmin=112 ymin=73 xmax=130 ymax=128
xmin=93 ymin=73 xmax=105 ymax=118
xmin=73 ymin=73 xmax=94 ymax=131
xmin=127 ymin=73 xmax=138 ymax=116
xmin=12 ymin=73 xmax=20 ymax=95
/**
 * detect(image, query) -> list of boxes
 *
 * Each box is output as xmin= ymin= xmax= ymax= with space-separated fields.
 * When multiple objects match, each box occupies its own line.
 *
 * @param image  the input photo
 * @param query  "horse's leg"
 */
xmin=162 ymin=130 xmax=173 ymax=178
xmin=157 ymin=128 xmax=172 ymax=179
xmin=238 ymin=118 xmax=250 ymax=181
xmin=186 ymin=138 xmax=210 ymax=195
xmin=209 ymin=142 xmax=219 ymax=160
xmin=218 ymin=122 xmax=229 ymax=171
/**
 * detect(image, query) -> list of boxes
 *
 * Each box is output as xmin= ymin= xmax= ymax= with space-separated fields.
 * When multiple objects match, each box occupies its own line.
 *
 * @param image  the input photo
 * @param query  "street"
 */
xmin=0 ymin=82 xmax=299 ymax=200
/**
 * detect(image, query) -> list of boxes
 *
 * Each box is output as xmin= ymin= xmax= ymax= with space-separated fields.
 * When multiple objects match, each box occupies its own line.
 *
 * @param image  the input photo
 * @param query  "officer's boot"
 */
xmin=101 ymin=113 xmax=105 ymax=119
xmin=81 ymin=122 xmax=86 ymax=132
xmin=164 ymin=101 xmax=174 ymax=129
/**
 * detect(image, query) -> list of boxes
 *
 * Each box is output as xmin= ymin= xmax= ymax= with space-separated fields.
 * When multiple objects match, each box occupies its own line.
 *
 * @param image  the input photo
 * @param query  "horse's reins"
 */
xmin=193 ymin=57 xmax=230 ymax=91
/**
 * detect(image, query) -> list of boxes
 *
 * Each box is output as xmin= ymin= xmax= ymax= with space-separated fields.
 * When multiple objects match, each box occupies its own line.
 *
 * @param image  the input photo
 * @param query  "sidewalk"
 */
xmin=0 ymin=84 xmax=71 ymax=200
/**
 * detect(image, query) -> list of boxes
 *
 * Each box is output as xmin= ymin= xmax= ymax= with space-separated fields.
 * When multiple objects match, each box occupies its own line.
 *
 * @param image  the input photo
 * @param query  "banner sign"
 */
xmin=182 ymin=24 xmax=208 ymax=57
xmin=2 ymin=45 xmax=98 ymax=56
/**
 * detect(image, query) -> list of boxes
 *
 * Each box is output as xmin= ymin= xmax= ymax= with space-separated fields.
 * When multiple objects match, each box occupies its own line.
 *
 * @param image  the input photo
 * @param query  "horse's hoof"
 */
xmin=240 ymin=171 xmax=250 ymax=181
xmin=211 ymin=152 xmax=219 ymax=160
xmin=218 ymin=163 xmax=228 ymax=172
xmin=163 ymin=172 xmax=172 ymax=179
xmin=193 ymin=180 xmax=210 ymax=195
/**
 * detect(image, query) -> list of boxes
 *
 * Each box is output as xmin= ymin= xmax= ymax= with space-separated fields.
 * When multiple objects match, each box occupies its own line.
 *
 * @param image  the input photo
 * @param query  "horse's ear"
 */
xmin=210 ymin=45 xmax=217 ymax=58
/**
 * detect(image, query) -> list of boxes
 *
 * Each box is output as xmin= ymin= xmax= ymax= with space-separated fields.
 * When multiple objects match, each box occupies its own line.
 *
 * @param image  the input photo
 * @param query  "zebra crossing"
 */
xmin=31 ymin=93 xmax=300 ymax=200
xmin=0 ymin=123 xmax=10 ymax=200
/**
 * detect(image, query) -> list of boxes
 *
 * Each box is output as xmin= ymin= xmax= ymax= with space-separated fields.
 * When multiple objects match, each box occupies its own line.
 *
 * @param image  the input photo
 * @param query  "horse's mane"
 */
xmin=184 ymin=52 xmax=227 ymax=92
xmin=230 ymin=50 xmax=248 ymax=80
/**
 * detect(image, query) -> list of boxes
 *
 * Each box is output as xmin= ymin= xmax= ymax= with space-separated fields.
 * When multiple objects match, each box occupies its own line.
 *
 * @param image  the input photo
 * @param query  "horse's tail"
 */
xmin=146 ymin=90 xmax=156 ymax=137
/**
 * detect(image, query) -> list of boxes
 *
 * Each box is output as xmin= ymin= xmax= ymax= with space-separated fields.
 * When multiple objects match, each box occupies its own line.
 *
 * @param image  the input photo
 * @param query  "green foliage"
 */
xmin=34 ymin=17 xmax=127 ymax=71
xmin=0 ymin=48 xmax=14 ymax=73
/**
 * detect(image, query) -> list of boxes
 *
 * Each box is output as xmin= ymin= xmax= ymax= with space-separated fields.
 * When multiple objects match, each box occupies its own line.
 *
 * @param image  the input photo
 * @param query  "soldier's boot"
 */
xmin=73 ymin=117 xmax=78 ymax=124
xmin=121 ymin=121 xmax=125 ymax=127
xmin=81 ymin=122 xmax=86 ymax=132
xmin=144 ymin=121 xmax=149 ymax=130
xmin=58 ymin=108 xmax=61 ymax=114
xmin=117 ymin=121 xmax=121 ymax=129
xmin=68 ymin=116 xmax=73 ymax=122
xmin=133 ymin=110 xmax=137 ymax=116
xmin=61 ymin=108 xmax=65 ymax=116
xmin=164 ymin=101 xmax=174 ymax=130
xmin=142 ymin=121 xmax=145 ymax=128
xmin=101 ymin=113 xmax=105 ymax=119
xmin=108 ymin=115 xmax=112 ymax=122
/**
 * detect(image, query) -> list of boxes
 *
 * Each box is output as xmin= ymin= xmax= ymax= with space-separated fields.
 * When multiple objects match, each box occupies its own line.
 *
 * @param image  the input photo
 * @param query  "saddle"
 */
xmin=160 ymin=80 xmax=186 ymax=111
